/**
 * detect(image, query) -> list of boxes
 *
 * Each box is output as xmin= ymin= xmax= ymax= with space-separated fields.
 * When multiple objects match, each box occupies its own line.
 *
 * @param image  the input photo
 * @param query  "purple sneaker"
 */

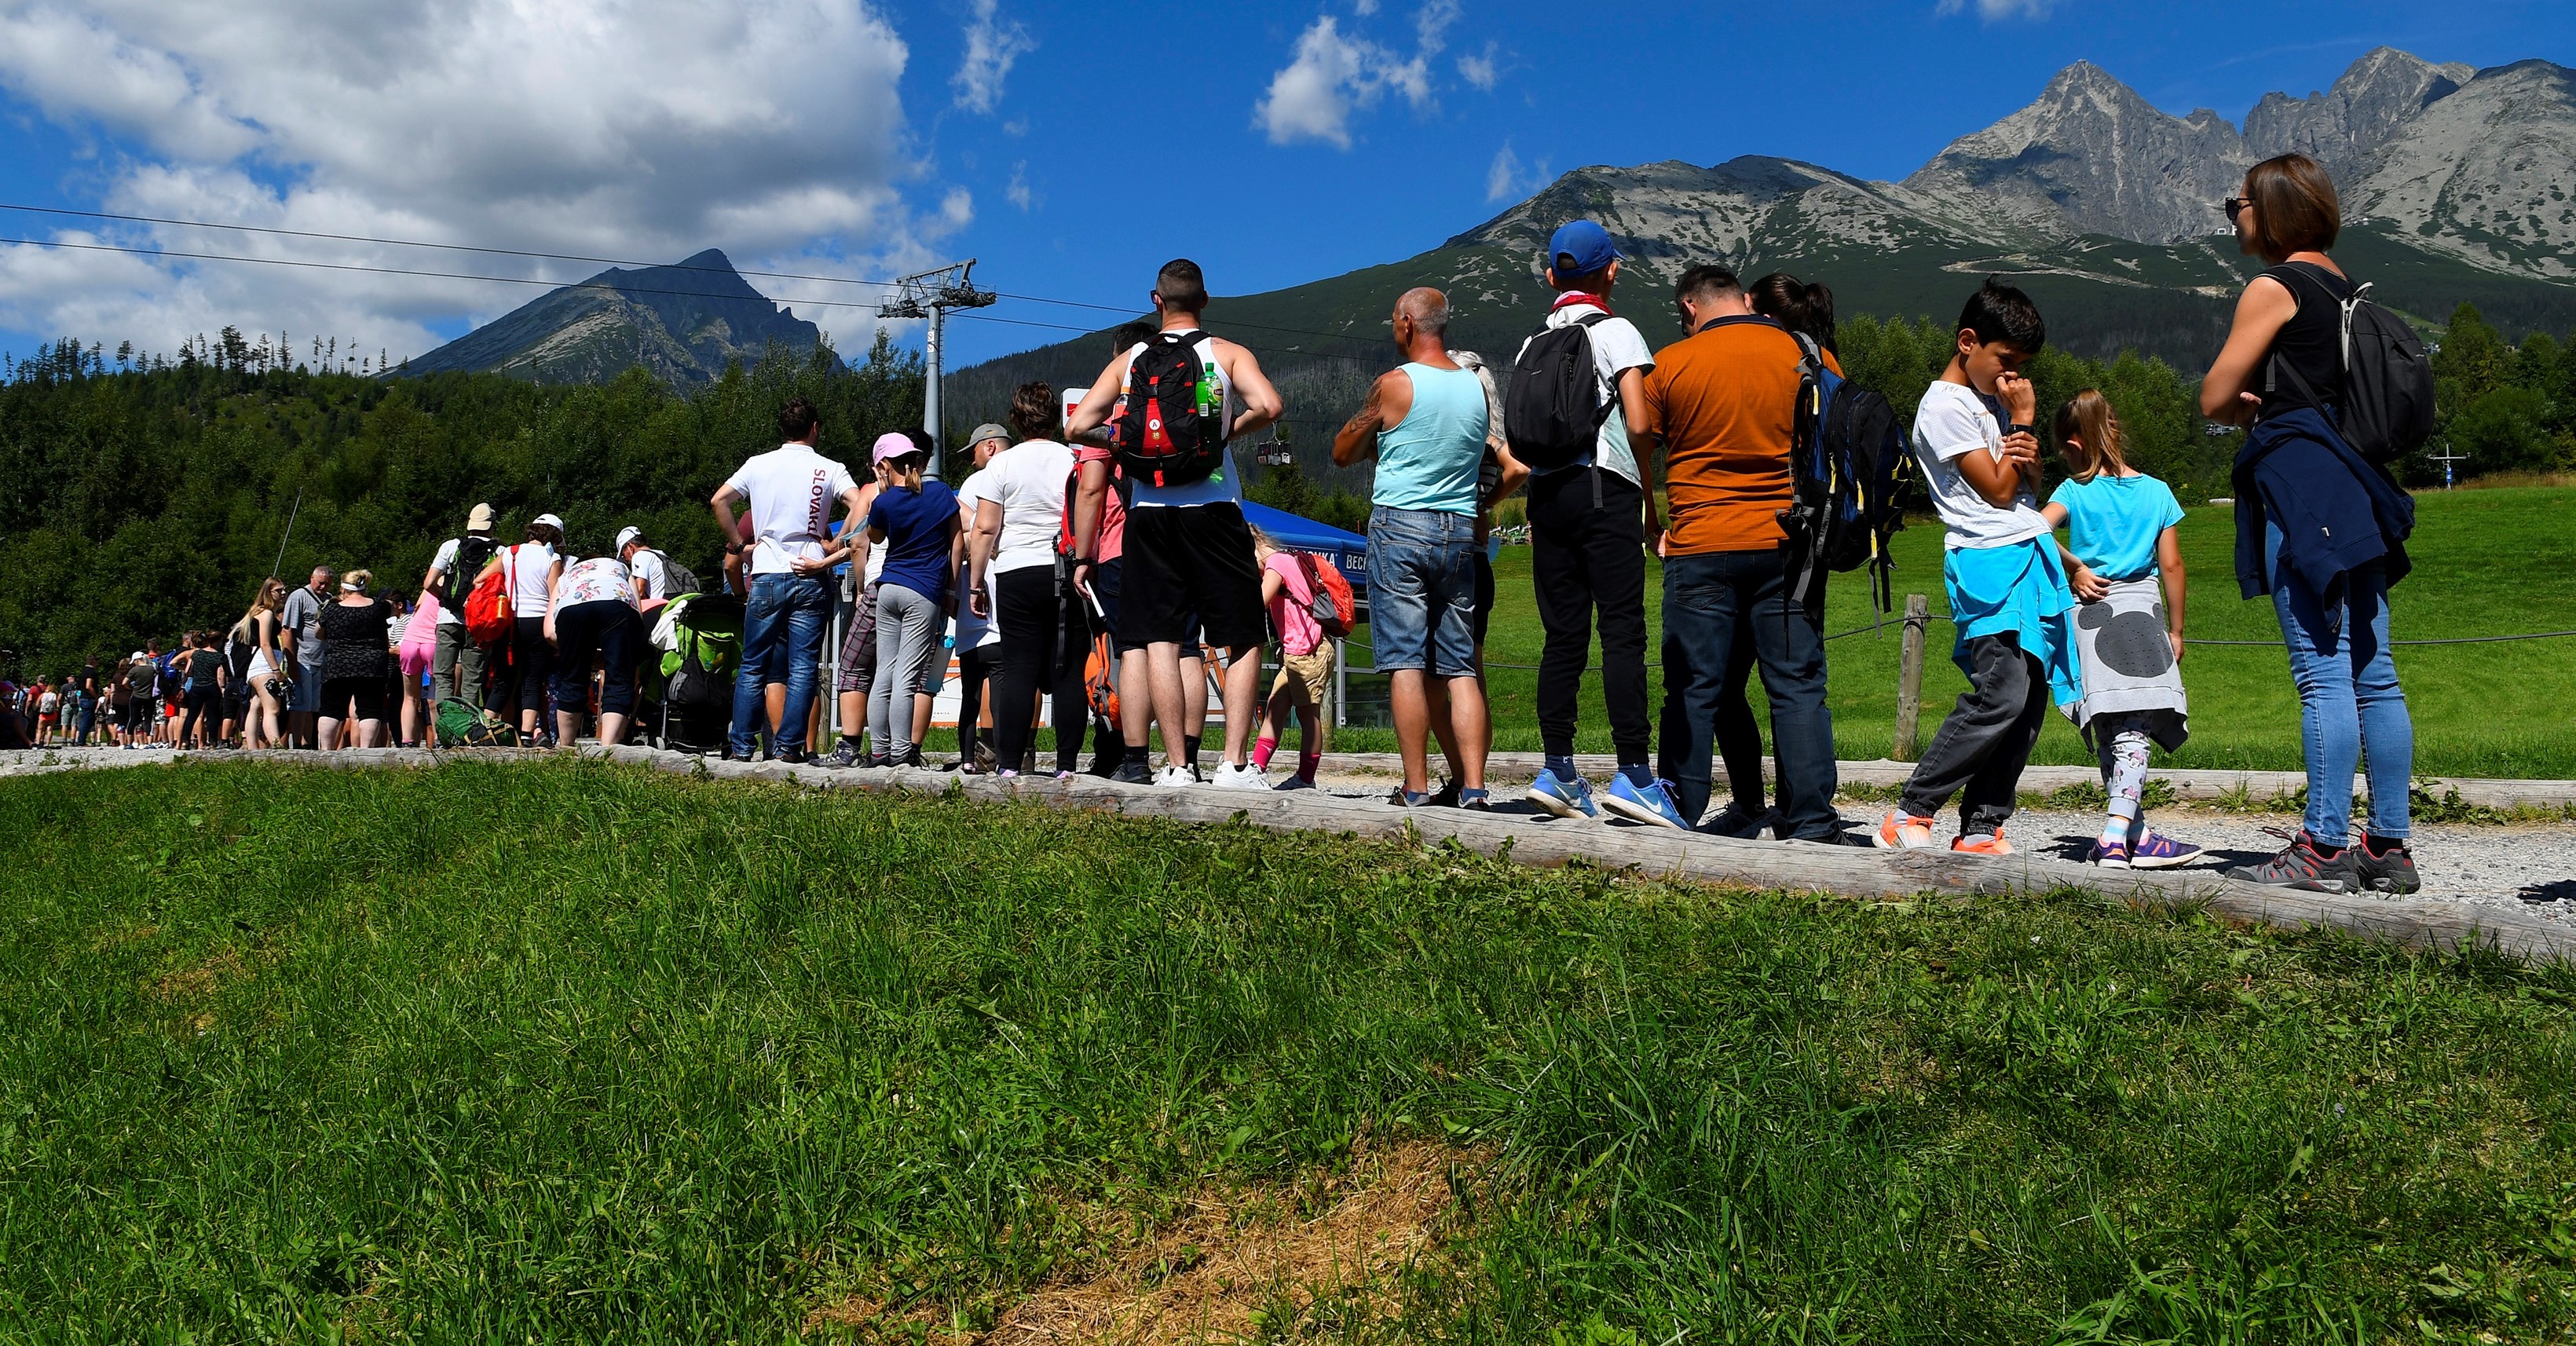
xmin=2124 ymin=832 xmax=2205 ymax=870
xmin=2089 ymin=839 xmax=2132 ymax=869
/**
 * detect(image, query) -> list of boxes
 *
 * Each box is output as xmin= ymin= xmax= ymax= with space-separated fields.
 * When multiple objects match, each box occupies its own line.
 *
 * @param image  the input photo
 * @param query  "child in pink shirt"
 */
xmin=1252 ymin=527 xmax=1334 ymax=788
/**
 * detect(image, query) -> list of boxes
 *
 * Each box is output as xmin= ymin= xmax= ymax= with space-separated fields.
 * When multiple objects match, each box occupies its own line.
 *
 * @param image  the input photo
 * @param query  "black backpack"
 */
xmin=1781 ymin=329 xmax=1908 ymax=614
xmin=1110 ymin=332 xmax=1228 ymax=488
xmin=444 ymin=535 xmax=499 ymax=609
xmin=2266 ymin=267 xmax=2436 ymax=465
xmin=1505 ymin=313 xmax=1612 ymax=474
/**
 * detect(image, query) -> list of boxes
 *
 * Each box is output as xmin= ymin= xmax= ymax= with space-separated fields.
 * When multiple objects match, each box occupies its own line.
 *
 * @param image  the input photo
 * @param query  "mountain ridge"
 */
xmin=404 ymin=248 xmax=834 ymax=386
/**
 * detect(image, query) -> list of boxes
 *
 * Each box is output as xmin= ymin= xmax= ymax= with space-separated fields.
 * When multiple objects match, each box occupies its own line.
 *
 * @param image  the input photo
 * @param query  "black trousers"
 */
xmin=180 ymin=686 xmax=219 ymax=743
xmin=993 ymin=567 xmax=1089 ymax=774
xmin=953 ymin=644 xmax=1003 ymax=762
xmin=1528 ymin=466 xmax=1650 ymax=764
xmin=496 ymin=616 xmax=553 ymax=722
xmin=1901 ymin=634 xmax=2052 ymax=832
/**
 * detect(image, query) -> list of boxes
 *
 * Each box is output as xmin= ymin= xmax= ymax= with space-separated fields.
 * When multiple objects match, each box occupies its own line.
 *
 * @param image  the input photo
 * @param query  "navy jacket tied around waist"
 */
xmin=2232 ymin=404 xmax=2415 ymax=602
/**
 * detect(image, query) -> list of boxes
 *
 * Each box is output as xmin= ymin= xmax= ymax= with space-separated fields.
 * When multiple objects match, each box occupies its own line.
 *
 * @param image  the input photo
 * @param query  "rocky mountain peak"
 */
xmin=2244 ymin=46 xmax=2471 ymax=171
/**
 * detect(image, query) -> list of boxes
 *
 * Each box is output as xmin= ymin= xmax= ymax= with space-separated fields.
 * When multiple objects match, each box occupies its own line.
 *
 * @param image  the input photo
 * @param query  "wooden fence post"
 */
xmin=1892 ymin=594 xmax=1930 ymax=762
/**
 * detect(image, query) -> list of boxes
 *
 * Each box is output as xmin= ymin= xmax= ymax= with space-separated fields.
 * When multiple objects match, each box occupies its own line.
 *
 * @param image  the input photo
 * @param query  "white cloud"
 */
xmin=1485 ymin=142 xmax=1520 ymax=202
xmin=0 ymin=0 xmax=942 ymax=359
xmin=1457 ymin=42 xmax=1499 ymax=91
xmin=1934 ymin=0 xmax=2057 ymax=18
xmin=1254 ymin=5 xmax=1455 ymax=149
xmin=951 ymin=0 xmax=1033 ymax=115
xmin=1005 ymin=163 xmax=1031 ymax=212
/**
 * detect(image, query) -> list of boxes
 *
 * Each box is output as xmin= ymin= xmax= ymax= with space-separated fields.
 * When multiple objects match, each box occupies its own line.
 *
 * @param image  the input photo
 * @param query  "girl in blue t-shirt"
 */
xmin=2042 ymin=390 xmax=2201 ymax=870
xmin=863 ymin=430 xmax=959 ymax=766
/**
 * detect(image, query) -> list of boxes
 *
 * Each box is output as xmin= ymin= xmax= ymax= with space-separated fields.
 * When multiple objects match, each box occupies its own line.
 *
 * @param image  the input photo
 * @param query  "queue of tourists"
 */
xmin=8 ymin=152 xmax=2424 ymax=898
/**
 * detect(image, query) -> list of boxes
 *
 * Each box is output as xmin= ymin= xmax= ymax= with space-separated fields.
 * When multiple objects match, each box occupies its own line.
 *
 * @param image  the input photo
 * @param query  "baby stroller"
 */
xmin=646 ymin=592 xmax=742 ymax=754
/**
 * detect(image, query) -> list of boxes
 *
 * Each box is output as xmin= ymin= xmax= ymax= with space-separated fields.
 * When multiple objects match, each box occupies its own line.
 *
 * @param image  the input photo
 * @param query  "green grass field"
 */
xmin=1327 ymin=485 xmax=2576 ymax=779
xmin=6 ymin=759 xmax=2573 ymax=1341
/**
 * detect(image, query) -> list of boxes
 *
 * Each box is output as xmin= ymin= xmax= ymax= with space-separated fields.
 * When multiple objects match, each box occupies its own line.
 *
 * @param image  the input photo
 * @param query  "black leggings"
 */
xmin=180 ymin=686 xmax=219 ymax=744
xmin=953 ymin=644 xmax=1003 ymax=762
xmin=496 ymin=615 xmax=554 ymax=722
xmin=992 ymin=567 xmax=1089 ymax=774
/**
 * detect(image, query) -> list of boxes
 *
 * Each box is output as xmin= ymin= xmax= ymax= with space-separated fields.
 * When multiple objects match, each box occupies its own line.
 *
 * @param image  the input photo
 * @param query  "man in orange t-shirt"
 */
xmin=1637 ymin=263 xmax=1846 ymax=841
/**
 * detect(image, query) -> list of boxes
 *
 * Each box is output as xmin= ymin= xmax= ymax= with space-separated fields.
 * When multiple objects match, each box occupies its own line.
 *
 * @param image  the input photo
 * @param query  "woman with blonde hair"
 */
xmin=317 ymin=569 xmax=393 ymax=748
xmin=234 ymin=578 xmax=291 ymax=749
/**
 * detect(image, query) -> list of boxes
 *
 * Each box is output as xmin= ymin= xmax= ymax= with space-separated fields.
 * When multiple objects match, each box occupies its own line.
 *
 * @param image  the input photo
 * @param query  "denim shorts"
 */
xmin=289 ymin=663 xmax=322 ymax=713
xmin=1363 ymin=506 xmax=1479 ymax=677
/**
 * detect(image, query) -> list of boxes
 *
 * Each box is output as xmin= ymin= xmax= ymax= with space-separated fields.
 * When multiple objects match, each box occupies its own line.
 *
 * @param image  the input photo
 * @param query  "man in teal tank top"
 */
xmin=1334 ymin=287 xmax=1493 ymax=808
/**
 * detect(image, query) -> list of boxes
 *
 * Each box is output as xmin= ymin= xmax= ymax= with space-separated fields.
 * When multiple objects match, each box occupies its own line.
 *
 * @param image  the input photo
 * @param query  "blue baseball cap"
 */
xmin=1547 ymin=220 xmax=1622 ymax=277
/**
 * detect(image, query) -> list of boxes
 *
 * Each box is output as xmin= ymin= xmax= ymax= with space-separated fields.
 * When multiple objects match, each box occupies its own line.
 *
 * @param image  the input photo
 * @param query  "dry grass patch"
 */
xmin=992 ymin=1139 xmax=1485 ymax=1345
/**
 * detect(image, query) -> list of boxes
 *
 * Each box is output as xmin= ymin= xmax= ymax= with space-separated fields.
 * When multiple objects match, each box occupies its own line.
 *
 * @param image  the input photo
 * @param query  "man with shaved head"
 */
xmin=1334 ymin=287 xmax=1493 ymax=807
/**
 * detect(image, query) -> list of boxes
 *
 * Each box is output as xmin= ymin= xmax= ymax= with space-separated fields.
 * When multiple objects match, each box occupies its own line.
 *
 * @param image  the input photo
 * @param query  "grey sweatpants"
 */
xmin=430 ymin=621 xmax=492 ymax=708
xmin=869 ymin=582 xmax=941 ymax=759
xmin=1900 ymin=634 xmax=2051 ymax=834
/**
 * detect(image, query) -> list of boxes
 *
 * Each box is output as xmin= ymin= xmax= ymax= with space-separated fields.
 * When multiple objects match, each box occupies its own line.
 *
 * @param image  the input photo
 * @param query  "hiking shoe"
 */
xmin=1273 ymin=774 xmax=1316 ymax=791
xmin=1459 ymin=788 xmax=1494 ymax=812
xmin=2356 ymin=838 xmax=2421 ymax=895
xmin=2227 ymin=829 xmax=2359 ymax=893
xmin=2125 ymin=832 xmax=2204 ymax=870
xmin=1952 ymin=828 xmax=2014 ymax=856
xmin=1602 ymin=774 xmax=1689 ymax=830
xmin=896 ymin=746 xmax=925 ymax=769
xmin=1211 ymin=761 xmax=1270 ymax=791
xmin=1427 ymin=778 xmax=1462 ymax=808
xmin=1111 ymin=759 xmax=1155 ymax=785
xmin=2089 ymin=839 xmax=2132 ymax=869
xmin=1153 ymin=764 xmax=1199 ymax=788
xmin=818 ymin=739 xmax=867 ymax=769
xmin=1525 ymin=770 xmax=1598 ymax=819
xmin=972 ymin=741 xmax=1000 ymax=774
xmin=1701 ymin=803 xmax=1776 ymax=839
xmin=1874 ymin=810 xmax=1938 ymax=850
xmin=1387 ymin=785 xmax=1432 ymax=807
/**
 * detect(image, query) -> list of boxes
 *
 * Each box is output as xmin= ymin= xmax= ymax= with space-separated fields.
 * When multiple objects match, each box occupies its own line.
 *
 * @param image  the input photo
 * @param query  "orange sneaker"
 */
xmin=1874 ymin=810 xmax=1938 ymax=850
xmin=1951 ymin=827 xmax=2014 ymax=856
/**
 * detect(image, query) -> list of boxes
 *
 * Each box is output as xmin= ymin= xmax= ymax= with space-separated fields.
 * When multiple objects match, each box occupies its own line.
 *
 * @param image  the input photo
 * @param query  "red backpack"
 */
xmin=463 ymin=546 xmax=517 ymax=644
xmin=1294 ymin=552 xmax=1355 ymax=639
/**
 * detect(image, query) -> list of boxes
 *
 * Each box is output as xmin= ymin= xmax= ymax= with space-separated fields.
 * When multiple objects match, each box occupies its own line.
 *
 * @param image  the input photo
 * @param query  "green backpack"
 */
xmin=433 ymin=698 xmax=521 ymax=748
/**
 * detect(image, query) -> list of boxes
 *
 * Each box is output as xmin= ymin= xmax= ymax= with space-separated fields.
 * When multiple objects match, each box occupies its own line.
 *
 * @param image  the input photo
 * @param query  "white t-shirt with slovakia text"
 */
xmin=1912 ymin=381 xmax=2048 ymax=549
xmin=1513 ymin=299 xmax=1653 ymax=486
xmin=725 ymin=443 xmax=860 ymax=574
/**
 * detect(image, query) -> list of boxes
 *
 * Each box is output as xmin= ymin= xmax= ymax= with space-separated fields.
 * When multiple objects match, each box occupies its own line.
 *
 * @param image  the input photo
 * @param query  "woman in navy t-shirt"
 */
xmin=862 ymin=430 xmax=959 ymax=766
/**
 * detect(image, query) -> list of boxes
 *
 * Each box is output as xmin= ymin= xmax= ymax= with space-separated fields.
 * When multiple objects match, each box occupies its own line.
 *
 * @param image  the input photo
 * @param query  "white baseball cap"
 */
xmin=532 ymin=512 xmax=565 ymax=531
xmin=614 ymin=526 xmax=643 ymax=550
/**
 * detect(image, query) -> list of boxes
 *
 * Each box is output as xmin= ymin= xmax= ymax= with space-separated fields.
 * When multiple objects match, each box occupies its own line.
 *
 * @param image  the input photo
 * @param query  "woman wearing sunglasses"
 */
xmin=2199 ymin=152 xmax=2419 ymax=898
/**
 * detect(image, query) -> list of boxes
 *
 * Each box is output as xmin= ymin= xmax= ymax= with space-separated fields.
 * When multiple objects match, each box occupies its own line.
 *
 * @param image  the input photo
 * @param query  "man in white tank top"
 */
xmin=1065 ymin=259 xmax=1286 ymax=788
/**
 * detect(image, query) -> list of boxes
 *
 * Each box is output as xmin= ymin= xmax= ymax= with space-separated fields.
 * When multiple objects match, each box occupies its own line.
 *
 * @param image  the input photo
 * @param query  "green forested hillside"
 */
xmin=0 ymin=336 xmax=923 ymax=678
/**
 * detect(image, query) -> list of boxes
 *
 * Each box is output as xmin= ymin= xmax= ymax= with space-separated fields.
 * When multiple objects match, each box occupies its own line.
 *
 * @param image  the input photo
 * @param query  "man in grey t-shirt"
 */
xmin=280 ymin=565 xmax=333 ymax=748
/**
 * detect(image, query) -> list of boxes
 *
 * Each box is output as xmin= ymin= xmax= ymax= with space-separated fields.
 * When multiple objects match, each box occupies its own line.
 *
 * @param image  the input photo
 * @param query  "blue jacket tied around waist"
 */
xmin=2232 ymin=404 xmax=2414 ymax=602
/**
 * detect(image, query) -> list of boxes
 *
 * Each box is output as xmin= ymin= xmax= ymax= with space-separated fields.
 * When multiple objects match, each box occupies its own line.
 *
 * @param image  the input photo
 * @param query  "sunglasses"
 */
xmin=2223 ymin=196 xmax=2250 ymax=223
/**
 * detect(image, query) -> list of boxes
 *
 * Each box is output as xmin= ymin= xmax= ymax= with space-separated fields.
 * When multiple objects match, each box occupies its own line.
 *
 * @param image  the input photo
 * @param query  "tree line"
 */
xmin=2 ymin=304 xmax=2563 ymax=679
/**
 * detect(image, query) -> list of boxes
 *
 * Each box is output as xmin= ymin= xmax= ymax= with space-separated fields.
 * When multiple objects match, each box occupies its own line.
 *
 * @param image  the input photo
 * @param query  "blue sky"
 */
xmin=0 ymin=0 xmax=2563 ymax=373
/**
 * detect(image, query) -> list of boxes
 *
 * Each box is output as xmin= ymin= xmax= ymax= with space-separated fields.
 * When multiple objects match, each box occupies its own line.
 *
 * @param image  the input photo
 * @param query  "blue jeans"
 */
xmin=730 ymin=573 xmax=831 ymax=757
xmin=2266 ymin=522 xmax=2411 ymax=843
xmin=1658 ymin=549 xmax=1839 ymax=839
xmin=1363 ymin=507 xmax=1480 ymax=677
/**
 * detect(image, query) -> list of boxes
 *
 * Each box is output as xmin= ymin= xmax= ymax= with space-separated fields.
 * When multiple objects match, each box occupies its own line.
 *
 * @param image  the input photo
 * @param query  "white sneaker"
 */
xmin=1154 ymin=764 xmax=1198 ymax=788
xmin=1210 ymin=761 xmax=1270 ymax=790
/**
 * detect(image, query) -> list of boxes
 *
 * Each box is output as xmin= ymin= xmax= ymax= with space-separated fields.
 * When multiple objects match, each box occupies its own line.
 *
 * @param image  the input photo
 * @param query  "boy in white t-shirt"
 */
xmin=1877 ymin=280 xmax=2100 ymax=854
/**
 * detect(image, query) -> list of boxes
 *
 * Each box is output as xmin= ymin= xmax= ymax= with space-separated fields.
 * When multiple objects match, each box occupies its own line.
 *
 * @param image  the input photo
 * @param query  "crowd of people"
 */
xmin=1 ymin=152 xmax=2420 ymax=898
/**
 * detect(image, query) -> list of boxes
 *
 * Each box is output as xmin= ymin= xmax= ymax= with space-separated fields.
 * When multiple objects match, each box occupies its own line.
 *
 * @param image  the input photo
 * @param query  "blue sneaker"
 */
xmin=1602 ymin=774 xmax=1690 ymax=830
xmin=1524 ymin=770 xmax=1597 ymax=819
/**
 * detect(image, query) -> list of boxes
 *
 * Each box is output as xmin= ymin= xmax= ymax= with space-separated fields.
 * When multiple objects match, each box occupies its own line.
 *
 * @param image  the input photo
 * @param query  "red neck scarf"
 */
xmin=1550 ymin=291 xmax=1612 ymax=316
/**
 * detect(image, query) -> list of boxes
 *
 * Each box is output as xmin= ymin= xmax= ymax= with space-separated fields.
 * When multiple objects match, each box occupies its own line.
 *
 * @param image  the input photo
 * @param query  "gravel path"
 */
xmin=1300 ymin=774 xmax=2576 ymax=920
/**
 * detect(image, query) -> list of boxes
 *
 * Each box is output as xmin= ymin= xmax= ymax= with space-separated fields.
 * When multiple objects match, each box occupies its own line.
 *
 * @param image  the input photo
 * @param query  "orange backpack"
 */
xmin=463 ymin=546 xmax=517 ymax=644
xmin=1295 ymin=551 xmax=1356 ymax=639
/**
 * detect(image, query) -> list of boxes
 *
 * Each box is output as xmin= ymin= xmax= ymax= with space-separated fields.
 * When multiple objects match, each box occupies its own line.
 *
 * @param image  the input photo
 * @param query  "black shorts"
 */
xmin=1119 ymin=503 xmax=1264 ymax=653
xmin=321 ymin=675 xmax=387 ymax=723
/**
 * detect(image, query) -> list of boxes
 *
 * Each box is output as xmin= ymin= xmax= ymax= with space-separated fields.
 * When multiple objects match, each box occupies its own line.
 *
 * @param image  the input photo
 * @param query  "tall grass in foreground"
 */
xmin=0 ymin=759 xmax=2571 ymax=1342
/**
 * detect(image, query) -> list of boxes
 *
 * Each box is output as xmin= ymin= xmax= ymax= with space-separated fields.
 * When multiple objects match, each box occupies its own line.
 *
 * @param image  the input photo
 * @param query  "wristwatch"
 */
xmin=724 ymin=541 xmax=745 ymax=555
